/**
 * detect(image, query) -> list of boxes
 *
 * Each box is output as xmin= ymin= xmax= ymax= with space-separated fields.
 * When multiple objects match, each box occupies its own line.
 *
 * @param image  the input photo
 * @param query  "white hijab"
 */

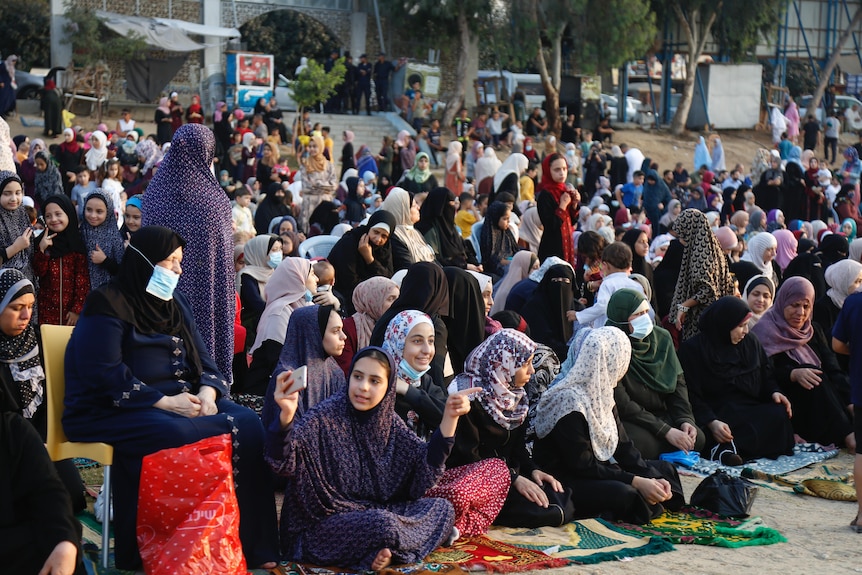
xmin=825 ymin=259 xmax=862 ymax=309
xmin=742 ymin=232 xmax=778 ymax=274
xmin=534 ymin=327 xmax=631 ymax=461
xmin=380 ymin=187 xmax=435 ymax=264
xmin=474 ymin=146 xmax=502 ymax=186
xmin=85 ymin=130 xmax=108 ymax=171
xmin=493 ymin=153 xmax=528 ymax=195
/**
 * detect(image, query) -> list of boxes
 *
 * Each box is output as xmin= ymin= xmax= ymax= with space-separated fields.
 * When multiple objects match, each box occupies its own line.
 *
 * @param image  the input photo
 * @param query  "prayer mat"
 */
xmin=612 ymin=506 xmax=786 ymax=548
xmin=483 ymin=519 xmax=674 ymax=564
xmin=742 ymin=464 xmax=856 ymax=501
xmin=426 ymin=536 xmax=569 ymax=572
xmin=684 ymin=443 xmax=839 ymax=478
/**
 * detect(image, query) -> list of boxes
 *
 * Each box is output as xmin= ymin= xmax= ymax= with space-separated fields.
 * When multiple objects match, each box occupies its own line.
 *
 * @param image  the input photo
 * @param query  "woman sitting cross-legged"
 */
xmin=266 ymin=346 xmax=478 ymax=570
xmin=678 ymin=296 xmax=795 ymax=463
xmin=605 ymin=289 xmax=705 ymax=459
xmin=62 ymin=226 xmax=279 ymax=570
xmin=532 ymin=327 xmax=684 ymax=524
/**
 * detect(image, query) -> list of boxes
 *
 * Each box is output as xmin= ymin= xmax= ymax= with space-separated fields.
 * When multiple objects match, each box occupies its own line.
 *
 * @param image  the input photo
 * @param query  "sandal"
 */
xmin=851 ymin=517 xmax=862 ymax=533
xmin=710 ymin=442 xmax=743 ymax=467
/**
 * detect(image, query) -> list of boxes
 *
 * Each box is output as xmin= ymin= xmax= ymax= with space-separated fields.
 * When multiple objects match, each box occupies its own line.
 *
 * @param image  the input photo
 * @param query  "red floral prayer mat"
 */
xmin=426 ymin=536 xmax=569 ymax=572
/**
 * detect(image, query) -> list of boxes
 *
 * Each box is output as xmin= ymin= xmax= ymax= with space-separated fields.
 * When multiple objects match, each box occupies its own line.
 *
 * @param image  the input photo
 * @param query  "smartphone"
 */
xmin=284 ymin=365 xmax=307 ymax=395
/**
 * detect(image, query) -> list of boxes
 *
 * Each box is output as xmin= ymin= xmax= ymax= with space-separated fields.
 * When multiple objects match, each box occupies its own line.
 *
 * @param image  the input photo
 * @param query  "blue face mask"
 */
xmin=268 ymin=251 xmax=283 ymax=269
xmin=629 ymin=313 xmax=654 ymax=340
xmin=304 ymin=289 xmax=314 ymax=302
xmin=130 ymin=244 xmax=180 ymax=301
xmin=399 ymin=358 xmax=430 ymax=381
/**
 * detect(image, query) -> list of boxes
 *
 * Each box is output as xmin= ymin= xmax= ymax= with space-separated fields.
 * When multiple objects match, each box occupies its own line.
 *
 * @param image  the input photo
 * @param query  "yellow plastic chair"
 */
xmin=42 ymin=324 xmax=114 ymax=569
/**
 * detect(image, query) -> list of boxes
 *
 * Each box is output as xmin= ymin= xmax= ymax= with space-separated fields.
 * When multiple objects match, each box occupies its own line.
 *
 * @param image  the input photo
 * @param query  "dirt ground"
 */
xmin=15 ymin=108 xmax=862 ymax=574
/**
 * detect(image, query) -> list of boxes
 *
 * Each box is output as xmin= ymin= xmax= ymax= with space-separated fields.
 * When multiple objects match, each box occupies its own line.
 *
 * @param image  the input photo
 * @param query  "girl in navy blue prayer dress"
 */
xmin=62 ymin=226 xmax=279 ymax=571
xmin=266 ymin=346 xmax=480 ymax=570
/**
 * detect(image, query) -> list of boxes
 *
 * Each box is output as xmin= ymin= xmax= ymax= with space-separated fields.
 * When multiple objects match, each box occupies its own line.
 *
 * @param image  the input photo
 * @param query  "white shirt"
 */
xmin=575 ymin=272 xmax=647 ymax=328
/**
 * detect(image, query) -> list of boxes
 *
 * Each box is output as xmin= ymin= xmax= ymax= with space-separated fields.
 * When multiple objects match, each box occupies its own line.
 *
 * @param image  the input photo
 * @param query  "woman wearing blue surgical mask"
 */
xmin=605 ymin=288 xmax=705 ymax=460
xmin=382 ymin=310 xmax=446 ymax=440
xmin=63 ymin=226 xmax=279 ymax=571
xmin=236 ymin=234 xmax=283 ymax=355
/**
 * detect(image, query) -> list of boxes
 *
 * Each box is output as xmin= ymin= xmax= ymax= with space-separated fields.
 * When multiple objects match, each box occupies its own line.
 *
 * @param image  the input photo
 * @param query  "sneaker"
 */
xmin=94 ymin=484 xmax=114 ymax=522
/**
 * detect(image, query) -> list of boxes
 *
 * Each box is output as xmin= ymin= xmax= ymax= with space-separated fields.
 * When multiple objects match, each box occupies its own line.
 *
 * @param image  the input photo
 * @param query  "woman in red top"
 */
xmin=33 ymin=195 xmax=89 ymax=325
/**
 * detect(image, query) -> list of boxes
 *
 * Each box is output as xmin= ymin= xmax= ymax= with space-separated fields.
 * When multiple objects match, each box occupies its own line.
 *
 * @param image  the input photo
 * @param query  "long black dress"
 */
xmin=532 ymin=409 xmax=683 ymax=524
xmin=678 ymin=297 xmax=795 ymax=460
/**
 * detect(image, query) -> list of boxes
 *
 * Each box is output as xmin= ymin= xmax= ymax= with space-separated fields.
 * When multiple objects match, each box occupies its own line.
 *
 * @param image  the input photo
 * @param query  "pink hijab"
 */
xmin=750 ymin=276 xmax=820 ymax=366
xmin=772 ymin=229 xmax=798 ymax=272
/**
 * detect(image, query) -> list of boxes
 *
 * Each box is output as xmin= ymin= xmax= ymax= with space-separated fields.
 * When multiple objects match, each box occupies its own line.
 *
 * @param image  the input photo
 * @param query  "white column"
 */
xmin=350 ymin=12 xmax=367 ymax=59
xmin=202 ymin=0 xmax=224 ymax=111
xmin=50 ymin=0 xmax=71 ymax=69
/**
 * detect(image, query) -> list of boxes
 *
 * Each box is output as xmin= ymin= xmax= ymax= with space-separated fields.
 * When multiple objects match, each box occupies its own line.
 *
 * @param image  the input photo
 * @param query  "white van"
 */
xmin=477 ymin=70 xmax=546 ymax=109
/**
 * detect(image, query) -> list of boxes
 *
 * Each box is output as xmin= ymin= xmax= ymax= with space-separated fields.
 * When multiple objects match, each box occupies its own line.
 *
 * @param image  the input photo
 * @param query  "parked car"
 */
xmin=601 ymin=93 xmax=640 ymax=122
xmin=14 ymin=69 xmax=45 ymax=100
xmin=799 ymin=94 xmax=862 ymax=121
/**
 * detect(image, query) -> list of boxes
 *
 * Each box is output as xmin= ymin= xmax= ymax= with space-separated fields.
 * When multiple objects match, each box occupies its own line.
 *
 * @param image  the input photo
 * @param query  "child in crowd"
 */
xmin=232 ymin=187 xmax=256 ymax=241
xmin=80 ymin=191 xmax=125 ymax=290
xmin=70 ymin=168 xmax=97 ymax=219
xmin=313 ymin=260 xmax=336 ymax=291
xmin=33 ymin=195 xmax=90 ymax=325
xmin=454 ymin=192 xmax=479 ymax=239
xmin=475 ymin=194 xmax=489 ymax=218
xmin=569 ymin=242 xmax=647 ymax=328
xmin=121 ymin=195 xmax=143 ymax=244
xmin=0 ymin=171 xmax=36 ymax=284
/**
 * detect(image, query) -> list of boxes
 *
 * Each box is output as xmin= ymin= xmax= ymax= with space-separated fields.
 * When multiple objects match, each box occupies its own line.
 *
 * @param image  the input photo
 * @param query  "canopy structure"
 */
xmin=95 ymin=10 xmax=241 ymax=52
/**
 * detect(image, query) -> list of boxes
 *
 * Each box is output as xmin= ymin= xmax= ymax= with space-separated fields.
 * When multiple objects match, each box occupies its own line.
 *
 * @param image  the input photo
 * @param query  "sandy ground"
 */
xmin=15 ymin=108 xmax=862 ymax=574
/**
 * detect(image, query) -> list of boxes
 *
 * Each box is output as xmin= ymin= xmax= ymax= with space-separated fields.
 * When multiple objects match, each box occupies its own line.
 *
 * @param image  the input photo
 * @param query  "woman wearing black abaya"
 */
xmin=678 ymin=296 xmax=795 ymax=462
xmin=254 ymin=183 xmax=291 ymax=235
xmin=519 ymin=264 xmax=575 ymax=360
xmin=328 ymin=210 xmax=397 ymax=313
xmin=621 ymin=228 xmax=656 ymax=309
xmin=308 ymin=200 xmax=341 ymax=237
xmin=370 ymin=262 xmax=449 ymax=386
xmin=653 ymin=238 xmax=683 ymax=320
xmin=417 ymin=187 xmax=475 ymax=269
xmin=442 ymin=267 xmax=486 ymax=374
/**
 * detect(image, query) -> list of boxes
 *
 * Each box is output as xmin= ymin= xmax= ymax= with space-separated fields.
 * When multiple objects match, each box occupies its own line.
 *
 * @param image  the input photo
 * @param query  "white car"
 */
xmin=799 ymin=94 xmax=862 ymax=122
xmin=601 ymin=93 xmax=639 ymax=122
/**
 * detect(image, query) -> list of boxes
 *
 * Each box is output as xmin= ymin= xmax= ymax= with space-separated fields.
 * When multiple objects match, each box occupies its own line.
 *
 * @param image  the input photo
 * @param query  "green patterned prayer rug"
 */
xmin=612 ymin=506 xmax=786 ymax=548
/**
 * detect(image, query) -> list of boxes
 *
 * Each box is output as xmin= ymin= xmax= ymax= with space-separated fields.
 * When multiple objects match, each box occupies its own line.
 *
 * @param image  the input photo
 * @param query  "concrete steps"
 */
xmin=304 ymin=112 xmax=413 ymax=158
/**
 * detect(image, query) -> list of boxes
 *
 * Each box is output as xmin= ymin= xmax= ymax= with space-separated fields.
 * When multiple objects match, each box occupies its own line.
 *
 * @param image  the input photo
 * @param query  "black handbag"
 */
xmin=690 ymin=469 xmax=757 ymax=518
xmin=493 ymin=483 xmax=575 ymax=528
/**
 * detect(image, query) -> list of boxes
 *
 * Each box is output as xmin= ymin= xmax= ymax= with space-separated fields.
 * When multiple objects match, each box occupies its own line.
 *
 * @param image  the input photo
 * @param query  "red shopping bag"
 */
xmin=137 ymin=434 xmax=247 ymax=575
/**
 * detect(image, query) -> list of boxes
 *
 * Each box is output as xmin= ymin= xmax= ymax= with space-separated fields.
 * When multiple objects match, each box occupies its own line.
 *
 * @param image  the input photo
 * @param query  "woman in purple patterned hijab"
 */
xmin=142 ymin=124 xmax=236 ymax=381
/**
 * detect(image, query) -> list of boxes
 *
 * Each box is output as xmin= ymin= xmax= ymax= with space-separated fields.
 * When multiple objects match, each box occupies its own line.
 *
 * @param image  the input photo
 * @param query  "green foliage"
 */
xmin=566 ymin=0 xmax=656 ymax=73
xmin=0 ymin=0 xmax=51 ymax=68
xmin=713 ymin=0 xmax=784 ymax=61
xmin=240 ymin=10 xmax=337 ymax=79
xmin=291 ymin=58 xmax=347 ymax=112
xmin=62 ymin=6 xmax=148 ymax=67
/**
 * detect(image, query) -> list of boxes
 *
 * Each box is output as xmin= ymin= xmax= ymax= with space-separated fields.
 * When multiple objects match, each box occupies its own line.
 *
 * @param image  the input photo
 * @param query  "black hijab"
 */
xmin=328 ymin=208 xmax=397 ymax=297
xmin=309 ymin=200 xmax=341 ymax=235
xmin=369 ymin=262 xmax=449 ymax=347
xmin=443 ymin=267 xmax=486 ymax=373
xmin=519 ymin=264 xmax=574 ymax=359
xmin=621 ymin=228 xmax=653 ymax=282
xmin=41 ymin=194 xmax=86 ymax=259
xmin=254 ymin=183 xmax=290 ymax=234
xmin=417 ymin=187 xmax=467 ymax=267
xmin=817 ymin=234 xmax=849 ymax=269
xmin=653 ymin=238 xmax=684 ymax=318
xmin=83 ymin=226 xmax=203 ymax=380
xmin=695 ymin=296 xmax=759 ymax=380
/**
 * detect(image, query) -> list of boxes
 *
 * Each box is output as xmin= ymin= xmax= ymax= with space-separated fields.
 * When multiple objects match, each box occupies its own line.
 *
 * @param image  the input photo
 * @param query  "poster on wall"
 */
xmin=226 ymin=52 xmax=274 ymax=111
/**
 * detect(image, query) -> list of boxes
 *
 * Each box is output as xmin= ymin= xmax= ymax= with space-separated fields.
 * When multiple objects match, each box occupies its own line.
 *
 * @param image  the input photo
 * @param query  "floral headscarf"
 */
xmin=382 ymin=310 xmax=434 ymax=387
xmin=448 ymin=328 xmax=537 ymax=430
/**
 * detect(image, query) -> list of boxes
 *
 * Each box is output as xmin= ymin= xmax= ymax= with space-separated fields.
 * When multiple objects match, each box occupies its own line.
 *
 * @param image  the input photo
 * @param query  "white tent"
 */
xmin=94 ymin=11 xmax=241 ymax=52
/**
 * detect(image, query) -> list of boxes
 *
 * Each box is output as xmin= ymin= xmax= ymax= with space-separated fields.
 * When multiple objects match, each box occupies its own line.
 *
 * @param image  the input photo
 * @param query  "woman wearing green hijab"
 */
xmin=606 ymin=289 xmax=705 ymax=459
xmin=400 ymin=152 xmax=438 ymax=196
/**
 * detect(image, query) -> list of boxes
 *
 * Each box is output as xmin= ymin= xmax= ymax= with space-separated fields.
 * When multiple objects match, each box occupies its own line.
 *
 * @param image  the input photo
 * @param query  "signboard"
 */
xmin=226 ymin=52 xmax=274 ymax=112
xmin=402 ymin=63 xmax=442 ymax=98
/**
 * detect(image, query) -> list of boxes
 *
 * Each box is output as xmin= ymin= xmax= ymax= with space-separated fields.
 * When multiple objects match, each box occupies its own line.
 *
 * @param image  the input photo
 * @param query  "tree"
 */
xmin=0 ymin=0 xmax=50 ymax=69
xmin=62 ymin=6 xmax=148 ymax=68
xmin=291 ymin=58 xmax=346 ymax=120
xmin=240 ymin=10 xmax=337 ymax=79
xmin=805 ymin=6 xmax=862 ymax=116
xmin=505 ymin=0 xmax=655 ymax=137
xmin=652 ymin=0 xmax=782 ymax=135
xmin=377 ymin=0 xmax=493 ymax=127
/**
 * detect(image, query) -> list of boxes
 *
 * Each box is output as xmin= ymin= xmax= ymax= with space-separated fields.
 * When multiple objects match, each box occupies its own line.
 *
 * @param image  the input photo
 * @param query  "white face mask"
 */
xmin=629 ymin=314 xmax=654 ymax=340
